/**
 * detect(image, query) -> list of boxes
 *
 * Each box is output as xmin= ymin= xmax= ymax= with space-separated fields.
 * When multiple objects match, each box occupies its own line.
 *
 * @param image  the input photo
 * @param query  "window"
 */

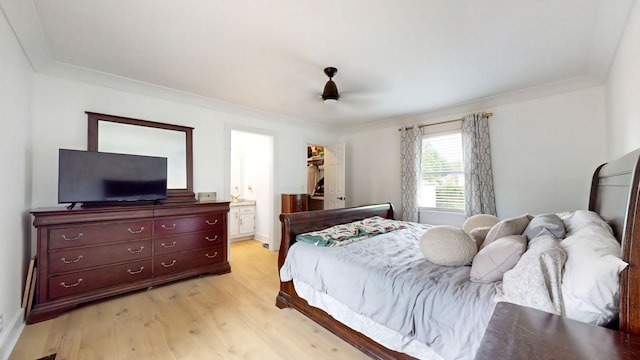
xmin=419 ymin=131 xmax=465 ymax=211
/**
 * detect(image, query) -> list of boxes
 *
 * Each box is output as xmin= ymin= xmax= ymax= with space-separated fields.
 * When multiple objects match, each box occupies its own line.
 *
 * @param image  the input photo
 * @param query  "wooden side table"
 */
xmin=475 ymin=302 xmax=640 ymax=360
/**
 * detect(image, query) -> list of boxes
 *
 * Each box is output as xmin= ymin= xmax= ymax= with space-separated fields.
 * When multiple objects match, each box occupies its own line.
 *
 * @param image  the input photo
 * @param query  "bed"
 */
xmin=276 ymin=148 xmax=640 ymax=359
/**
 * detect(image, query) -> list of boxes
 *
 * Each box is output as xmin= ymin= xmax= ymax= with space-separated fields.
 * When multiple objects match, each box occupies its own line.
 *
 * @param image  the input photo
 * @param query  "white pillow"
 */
xmin=462 ymin=214 xmax=500 ymax=234
xmin=560 ymin=212 xmax=628 ymax=325
xmin=419 ymin=225 xmax=477 ymax=266
xmin=470 ymin=235 xmax=526 ymax=283
xmin=560 ymin=210 xmax=612 ymax=236
xmin=469 ymin=226 xmax=492 ymax=249
xmin=523 ymin=213 xmax=566 ymax=240
xmin=481 ymin=214 xmax=530 ymax=250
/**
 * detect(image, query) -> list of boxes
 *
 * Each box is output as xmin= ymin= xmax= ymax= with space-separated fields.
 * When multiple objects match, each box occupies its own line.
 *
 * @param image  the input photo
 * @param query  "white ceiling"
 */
xmin=4 ymin=0 xmax=635 ymax=127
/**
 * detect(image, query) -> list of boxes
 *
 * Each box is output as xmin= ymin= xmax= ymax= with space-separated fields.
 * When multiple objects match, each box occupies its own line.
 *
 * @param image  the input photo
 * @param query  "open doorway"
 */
xmin=230 ymin=130 xmax=274 ymax=249
xmin=307 ymin=144 xmax=325 ymax=210
xmin=307 ymin=143 xmax=346 ymax=210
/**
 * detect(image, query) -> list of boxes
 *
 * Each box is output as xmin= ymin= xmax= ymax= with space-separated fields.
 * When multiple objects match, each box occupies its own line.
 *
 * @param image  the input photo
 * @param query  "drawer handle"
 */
xmin=128 ymin=227 xmax=145 ymax=234
xmin=60 ymin=278 xmax=83 ymax=288
xmin=206 ymin=219 xmax=218 ymax=225
xmin=161 ymin=260 xmax=177 ymax=268
xmin=205 ymin=235 xmax=218 ymax=242
xmin=161 ymin=241 xmax=177 ymax=248
xmin=205 ymin=252 xmax=218 ymax=259
xmin=128 ymin=246 xmax=144 ymax=254
xmin=60 ymin=255 xmax=83 ymax=264
xmin=127 ymin=267 xmax=144 ymax=275
xmin=61 ymin=233 xmax=83 ymax=241
xmin=162 ymin=224 xmax=177 ymax=230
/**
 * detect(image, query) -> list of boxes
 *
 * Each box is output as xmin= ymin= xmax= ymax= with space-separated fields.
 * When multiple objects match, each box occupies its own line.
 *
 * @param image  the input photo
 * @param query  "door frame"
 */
xmin=225 ymin=125 xmax=277 ymax=251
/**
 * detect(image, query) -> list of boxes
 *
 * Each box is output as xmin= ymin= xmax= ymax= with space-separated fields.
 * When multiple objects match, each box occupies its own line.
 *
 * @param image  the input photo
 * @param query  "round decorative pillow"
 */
xmin=419 ymin=225 xmax=478 ymax=266
xmin=462 ymin=214 xmax=500 ymax=234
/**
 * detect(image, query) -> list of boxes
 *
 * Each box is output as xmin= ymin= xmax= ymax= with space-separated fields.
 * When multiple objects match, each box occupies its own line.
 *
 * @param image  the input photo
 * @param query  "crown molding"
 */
xmin=39 ymin=60 xmax=335 ymax=132
xmin=344 ymin=75 xmax=603 ymax=133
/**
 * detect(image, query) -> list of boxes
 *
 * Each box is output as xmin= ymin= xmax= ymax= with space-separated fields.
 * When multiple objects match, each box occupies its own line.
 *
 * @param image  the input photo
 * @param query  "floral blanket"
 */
xmin=295 ymin=216 xmax=406 ymax=247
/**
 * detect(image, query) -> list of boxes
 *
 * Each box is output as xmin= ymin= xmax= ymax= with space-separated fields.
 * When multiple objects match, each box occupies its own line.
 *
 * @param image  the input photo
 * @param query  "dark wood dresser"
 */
xmin=29 ymin=201 xmax=230 ymax=323
xmin=281 ymin=194 xmax=308 ymax=213
xmin=475 ymin=302 xmax=640 ymax=360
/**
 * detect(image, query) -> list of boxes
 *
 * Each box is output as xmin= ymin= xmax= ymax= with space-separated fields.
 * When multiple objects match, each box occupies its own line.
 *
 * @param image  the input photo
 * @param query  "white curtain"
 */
xmin=462 ymin=113 xmax=497 ymax=216
xmin=400 ymin=126 xmax=422 ymax=222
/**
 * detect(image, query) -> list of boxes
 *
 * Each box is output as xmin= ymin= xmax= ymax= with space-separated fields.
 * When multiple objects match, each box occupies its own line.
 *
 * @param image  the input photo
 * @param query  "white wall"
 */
xmin=345 ymin=123 xmax=402 ymax=210
xmin=30 ymin=74 xmax=340 ymax=252
xmin=346 ymin=86 xmax=607 ymax=222
xmin=487 ymin=86 xmax=607 ymax=217
xmin=0 ymin=8 xmax=32 ymax=358
xmin=606 ymin=1 xmax=640 ymax=158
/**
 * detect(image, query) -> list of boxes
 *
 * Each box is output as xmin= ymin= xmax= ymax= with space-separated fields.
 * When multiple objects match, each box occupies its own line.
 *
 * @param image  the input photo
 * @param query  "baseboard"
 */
xmin=230 ymin=236 xmax=253 ymax=242
xmin=253 ymin=233 xmax=269 ymax=244
xmin=0 ymin=308 xmax=25 ymax=360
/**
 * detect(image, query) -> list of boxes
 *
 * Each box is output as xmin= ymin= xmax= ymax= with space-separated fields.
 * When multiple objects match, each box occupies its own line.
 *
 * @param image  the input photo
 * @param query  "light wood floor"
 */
xmin=10 ymin=240 xmax=368 ymax=359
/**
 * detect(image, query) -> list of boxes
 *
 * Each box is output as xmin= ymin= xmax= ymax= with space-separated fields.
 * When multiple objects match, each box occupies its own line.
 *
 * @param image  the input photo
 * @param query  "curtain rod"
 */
xmin=398 ymin=112 xmax=493 ymax=131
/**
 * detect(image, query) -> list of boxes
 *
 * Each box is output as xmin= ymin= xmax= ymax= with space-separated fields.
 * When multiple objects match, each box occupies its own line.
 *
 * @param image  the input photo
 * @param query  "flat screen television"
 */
xmin=58 ymin=149 xmax=168 ymax=207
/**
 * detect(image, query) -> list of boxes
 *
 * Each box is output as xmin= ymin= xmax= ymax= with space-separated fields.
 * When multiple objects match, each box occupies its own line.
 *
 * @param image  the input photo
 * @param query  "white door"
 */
xmin=324 ymin=143 xmax=346 ymax=209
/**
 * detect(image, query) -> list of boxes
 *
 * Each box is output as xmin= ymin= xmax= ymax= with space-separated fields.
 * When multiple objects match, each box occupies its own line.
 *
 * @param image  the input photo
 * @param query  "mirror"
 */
xmin=87 ymin=112 xmax=195 ymax=202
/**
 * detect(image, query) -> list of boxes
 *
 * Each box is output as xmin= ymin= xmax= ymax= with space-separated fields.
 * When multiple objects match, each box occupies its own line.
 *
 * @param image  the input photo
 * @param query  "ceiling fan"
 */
xmin=321 ymin=67 xmax=339 ymax=103
xmin=318 ymin=66 xmax=382 ymax=108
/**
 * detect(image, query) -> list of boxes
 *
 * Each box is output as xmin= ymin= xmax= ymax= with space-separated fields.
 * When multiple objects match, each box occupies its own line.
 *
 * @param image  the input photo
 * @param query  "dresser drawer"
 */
xmin=154 ymin=229 xmax=223 ymax=256
xmin=153 ymin=246 xmax=224 ymax=275
xmin=49 ymin=239 xmax=151 ymax=274
xmin=154 ymin=214 xmax=223 ymax=236
xmin=49 ymin=220 xmax=152 ymax=249
xmin=48 ymin=259 xmax=152 ymax=300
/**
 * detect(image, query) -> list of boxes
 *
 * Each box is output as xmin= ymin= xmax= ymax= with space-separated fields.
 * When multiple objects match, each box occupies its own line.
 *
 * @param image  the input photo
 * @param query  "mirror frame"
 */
xmin=87 ymin=112 xmax=195 ymax=202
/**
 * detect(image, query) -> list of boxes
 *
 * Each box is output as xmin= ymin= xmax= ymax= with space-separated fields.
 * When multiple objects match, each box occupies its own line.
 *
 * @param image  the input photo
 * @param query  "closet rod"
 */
xmin=398 ymin=112 xmax=493 ymax=131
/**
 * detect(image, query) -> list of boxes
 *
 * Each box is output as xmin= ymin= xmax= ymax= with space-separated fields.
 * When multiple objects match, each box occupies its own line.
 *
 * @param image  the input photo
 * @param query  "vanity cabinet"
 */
xmin=229 ymin=202 xmax=255 ymax=241
xmin=30 ymin=201 xmax=230 ymax=323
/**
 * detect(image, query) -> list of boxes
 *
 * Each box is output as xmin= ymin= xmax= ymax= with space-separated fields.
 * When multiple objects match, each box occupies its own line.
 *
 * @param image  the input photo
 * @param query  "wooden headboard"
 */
xmin=589 ymin=148 xmax=640 ymax=335
xmin=276 ymin=202 xmax=404 ymax=359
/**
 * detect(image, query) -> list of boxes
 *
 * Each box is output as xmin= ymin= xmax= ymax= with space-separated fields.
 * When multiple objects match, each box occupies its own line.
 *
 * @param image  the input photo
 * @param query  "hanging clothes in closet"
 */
xmin=307 ymin=163 xmax=320 ymax=196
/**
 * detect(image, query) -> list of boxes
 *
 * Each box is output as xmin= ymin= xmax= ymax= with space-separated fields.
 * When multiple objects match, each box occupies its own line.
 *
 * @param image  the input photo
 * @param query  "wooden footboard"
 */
xmin=275 ymin=203 xmax=415 ymax=359
xmin=277 ymin=203 xmax=395 ymax=270
xmin=276 ymin=283 xmax=415 ymax=360
xmin=276 ymin=202 xmax=395 ymax=309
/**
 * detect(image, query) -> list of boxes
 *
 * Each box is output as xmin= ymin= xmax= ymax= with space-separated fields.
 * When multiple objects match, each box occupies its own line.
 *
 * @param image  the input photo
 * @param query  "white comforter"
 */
xmin=280 ymin=222 xmax=497 ymax=360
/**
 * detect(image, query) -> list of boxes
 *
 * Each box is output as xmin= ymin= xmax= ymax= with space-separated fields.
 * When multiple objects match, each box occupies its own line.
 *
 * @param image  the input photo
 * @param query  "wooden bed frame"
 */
xmin=276 ymin=149 xmax=640 ymax=359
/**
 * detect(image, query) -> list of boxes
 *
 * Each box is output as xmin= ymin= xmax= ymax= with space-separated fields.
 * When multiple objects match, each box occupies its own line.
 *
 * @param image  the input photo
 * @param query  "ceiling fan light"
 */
xmin=323 ymin=98 xmax=338 ymax=104
xmin=322 ymin=79 xmax=339 ymax=102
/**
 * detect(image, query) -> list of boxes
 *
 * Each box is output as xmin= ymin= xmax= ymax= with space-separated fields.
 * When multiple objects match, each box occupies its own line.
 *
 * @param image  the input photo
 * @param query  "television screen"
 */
xmin=58 ymin=149 xmax=168 ymax=205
